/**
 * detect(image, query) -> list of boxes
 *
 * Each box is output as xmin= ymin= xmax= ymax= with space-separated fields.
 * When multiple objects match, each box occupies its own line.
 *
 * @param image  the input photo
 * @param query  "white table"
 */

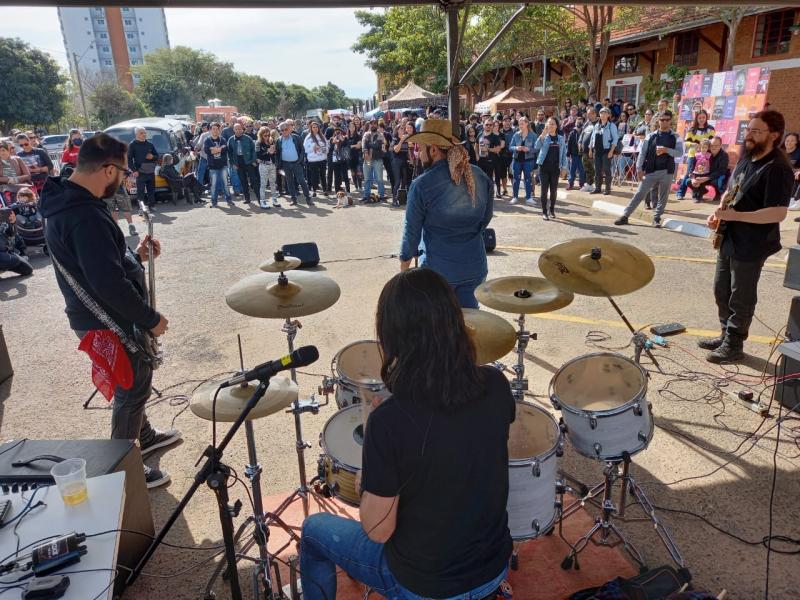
xmin=0 ymin=471 xmax=125 ymax=600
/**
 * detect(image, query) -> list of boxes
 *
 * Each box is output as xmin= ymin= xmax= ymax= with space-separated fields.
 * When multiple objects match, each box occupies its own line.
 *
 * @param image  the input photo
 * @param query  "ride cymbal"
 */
xmin=463 ymin=308 xmax=517 ymax=364
xmin=538 ymin=238 xmax=655 ymax=297
xmin=190 ymin=376 xmax=298 ymax=422
xmin=225 ymin=270 xmax=341 ymax=318
xmin=476 ymin=276 xmax=574 ymax=314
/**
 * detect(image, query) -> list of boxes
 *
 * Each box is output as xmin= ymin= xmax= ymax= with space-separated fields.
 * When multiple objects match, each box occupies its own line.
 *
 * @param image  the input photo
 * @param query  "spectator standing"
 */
xmin=229 ymin=123 xmax=258 ymax=204
xmin=203 ymin=123 xmax=233 ymax=208
xmin=614 ymin=110 xmax=684 ymax=228
xmin=193 ymin=123 xmax=211 ymax=190
xmin=588 ymin=107 xmax=618 ymax=195
xmin=534 ymin=117 xmax=568 ymax=220
xmin=346 ymin=121 xmax=363 ymax=191
xmin=256 ymin=127 xmax=280 ymax=209
xmin=579 ymin=108 xmax=598 ymax=192
xmin=783 ymin=132 xmax=800 ymax=204
xmin=128 ymin=127 xmax=158 ymax=209
xmin=380 ymin=122 xmax=395 ymax=192
xmin=16 ymin=133 xmax=53 ymax=194
xmin=304 ymin=122 xmax=330 ymax=198
xmin=499 ymin=116 xmax=515 ymax=196
xmin=276 ymin=121 xmax=313 ymax=207
xmin=677 ymin=109 xmax=716 ymax=199
xmin=464 ymin=126 xmax=479 ymax=165
xmin=329 ymin=127 xmax=351 ymax=196
xmin=391 ymin=122 xmax=415 ymax=206
xmin=60 ymin=129 xmax=83 ymax=169
xmin=566 ymin=116 xmax=586 ymax=190
xmin=509 ymin=117 xmax=537 ymax=206
xmin=362 ymin=120 xmax=386 ymax=202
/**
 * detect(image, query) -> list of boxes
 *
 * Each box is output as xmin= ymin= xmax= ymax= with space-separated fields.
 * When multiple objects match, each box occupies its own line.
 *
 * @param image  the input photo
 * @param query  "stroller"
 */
xmin=11 ymin=188 xmax=47 ymax=255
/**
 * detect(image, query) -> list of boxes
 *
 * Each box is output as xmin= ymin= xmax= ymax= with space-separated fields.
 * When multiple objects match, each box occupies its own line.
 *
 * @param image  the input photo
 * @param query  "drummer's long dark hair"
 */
xmin=376 ymin=268 xmax=484 ymax=410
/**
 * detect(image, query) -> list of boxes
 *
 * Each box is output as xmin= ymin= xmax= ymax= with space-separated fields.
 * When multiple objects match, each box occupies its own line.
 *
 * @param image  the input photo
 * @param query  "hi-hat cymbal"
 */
xmin=538 ymin=238 xmax=655 ymax=297
xmin=476 ymin=276 xmax=574 ymax=314
xmin=190 ymin=376 xmax=298 ymax=422
xmin=259 ymin=255 xmax=301 ymax=273
xmin=463 ymin=309 xmax=517 ymax=364
xmin=225 ymin=270 xmax=341 ymax=318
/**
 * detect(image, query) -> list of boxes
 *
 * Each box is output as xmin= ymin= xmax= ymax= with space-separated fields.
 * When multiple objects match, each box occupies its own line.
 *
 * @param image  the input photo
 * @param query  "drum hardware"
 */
xmin=607 ymin=295 xmax=663 ymax=373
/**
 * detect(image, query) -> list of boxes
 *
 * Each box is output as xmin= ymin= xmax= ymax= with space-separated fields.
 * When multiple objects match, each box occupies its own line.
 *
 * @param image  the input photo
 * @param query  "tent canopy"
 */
xmin=474 ymin=87 xmax=552 ymax=114
xmin=386 ymin=81 xmax=447 ymax=109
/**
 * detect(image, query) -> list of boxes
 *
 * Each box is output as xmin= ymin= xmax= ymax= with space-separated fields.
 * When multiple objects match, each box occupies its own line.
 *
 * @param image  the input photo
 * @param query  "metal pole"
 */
xmin=72 ymin=52 xmax=91 ymax=130
xmin=458 ymin=3 xmax=528 ymax=86
xmin=445 ymin=3 xmax=461 ymax=136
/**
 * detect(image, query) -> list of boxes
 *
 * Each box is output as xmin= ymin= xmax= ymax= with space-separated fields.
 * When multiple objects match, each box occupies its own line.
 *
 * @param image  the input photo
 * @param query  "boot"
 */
xmin=697 ymin=332 xmax=725 ymax=351
xmin=706 ymin=339 xmax=744 ymax=364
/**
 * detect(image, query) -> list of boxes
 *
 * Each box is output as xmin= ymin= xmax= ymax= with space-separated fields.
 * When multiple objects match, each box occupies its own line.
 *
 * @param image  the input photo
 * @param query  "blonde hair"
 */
xmin=257 ymin=126 xmax=270 ymax=143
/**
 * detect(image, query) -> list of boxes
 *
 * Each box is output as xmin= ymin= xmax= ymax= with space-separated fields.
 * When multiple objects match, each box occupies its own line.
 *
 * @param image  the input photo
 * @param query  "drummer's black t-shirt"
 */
xmin=361 ymin=366 xmax=515 ymax=597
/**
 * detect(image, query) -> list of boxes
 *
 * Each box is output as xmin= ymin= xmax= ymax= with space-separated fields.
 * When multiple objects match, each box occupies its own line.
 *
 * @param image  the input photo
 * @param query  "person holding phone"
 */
xmin=256 ymin=127 xmax=280 ymax=209
xmin=534 ymin=117 xmax=568 ymax=220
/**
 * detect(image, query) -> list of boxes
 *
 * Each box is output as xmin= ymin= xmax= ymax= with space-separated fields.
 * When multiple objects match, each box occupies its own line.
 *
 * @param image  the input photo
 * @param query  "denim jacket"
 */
xmin=533 ymin=133 xmax=568 ymax=170
xmin=399 ymin=160 xmax=493 ymax=283
xmin=587 ymin=122 xmax=620 ymax=152
xmin=509 ymin=131 xmax=538 ymax=161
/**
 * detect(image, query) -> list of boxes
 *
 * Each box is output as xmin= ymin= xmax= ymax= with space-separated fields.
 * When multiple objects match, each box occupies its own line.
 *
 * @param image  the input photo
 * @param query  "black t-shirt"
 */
xmin=362 ymin=366 xmax=514 ymax=597
xmin=542 ymin=134 xmax=560 ymax=171
xmin=17 ymin=148 xmax=52 ymax=182
xmin=722 ymin=148 xmax=794 ymax=261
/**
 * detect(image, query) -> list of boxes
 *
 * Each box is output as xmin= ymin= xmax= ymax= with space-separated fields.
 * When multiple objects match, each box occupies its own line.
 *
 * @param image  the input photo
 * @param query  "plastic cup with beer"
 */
xmin=51 ymin=458 xmax=88 ymax=506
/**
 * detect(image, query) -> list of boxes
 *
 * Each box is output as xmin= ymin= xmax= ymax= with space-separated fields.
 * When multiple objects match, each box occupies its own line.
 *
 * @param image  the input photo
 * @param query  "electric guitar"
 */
xmin=710 ymin=180 xmax=740 ymax=250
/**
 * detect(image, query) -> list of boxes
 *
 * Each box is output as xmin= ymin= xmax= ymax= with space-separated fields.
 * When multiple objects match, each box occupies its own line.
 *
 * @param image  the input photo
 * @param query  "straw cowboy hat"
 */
xmin=405 ymin=119 xmax=463 ymax=147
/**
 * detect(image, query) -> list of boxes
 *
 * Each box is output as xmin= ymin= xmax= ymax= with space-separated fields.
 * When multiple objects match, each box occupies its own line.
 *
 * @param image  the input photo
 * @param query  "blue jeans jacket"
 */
xmin=399 ymin=160 xmax=493 ymax=284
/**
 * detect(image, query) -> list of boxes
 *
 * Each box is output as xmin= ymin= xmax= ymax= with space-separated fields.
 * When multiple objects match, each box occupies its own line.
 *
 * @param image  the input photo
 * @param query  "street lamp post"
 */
xmin=72 ymin=43 xmax=94 ymax=130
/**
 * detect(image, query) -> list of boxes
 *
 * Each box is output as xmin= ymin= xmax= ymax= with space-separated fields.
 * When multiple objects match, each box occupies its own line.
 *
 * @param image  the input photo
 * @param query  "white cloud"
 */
xmin=0 ymin=6 xmax=377 ymax=99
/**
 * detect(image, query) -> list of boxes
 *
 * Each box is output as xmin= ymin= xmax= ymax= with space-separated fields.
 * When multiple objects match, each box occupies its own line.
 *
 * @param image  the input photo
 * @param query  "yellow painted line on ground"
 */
xmin=529 ymin=312 xmax=777 ymax=345
xmin=496 ymin=245 xmax=784 ymax=270
xmin=493 ymin=214 xmax=616 ymax=222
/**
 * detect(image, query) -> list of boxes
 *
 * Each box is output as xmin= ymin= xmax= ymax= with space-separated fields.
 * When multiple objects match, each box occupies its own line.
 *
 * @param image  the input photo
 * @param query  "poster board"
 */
xmin=676 ymin=66 xmax=770 ymax=177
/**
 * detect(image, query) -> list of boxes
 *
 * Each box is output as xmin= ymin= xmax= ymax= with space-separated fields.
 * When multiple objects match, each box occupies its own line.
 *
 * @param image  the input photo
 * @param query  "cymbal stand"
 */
xmin=508 ymin=314 xmax=536 ymax=401
xmin=559 ymin=453 xmax=685 ymax=571
xmin=606 ymin=296 xmax=663 ymax=374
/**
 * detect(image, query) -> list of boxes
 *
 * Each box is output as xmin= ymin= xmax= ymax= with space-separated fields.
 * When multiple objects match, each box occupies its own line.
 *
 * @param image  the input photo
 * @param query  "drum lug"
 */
xmin=589 ymin=416 xmax=598 ymax=430
xmin=531 ymin=460 xmax=541 ymax=478
xmin=593 ymin=442 xmax=602 ymax=457
xmin=555 ymin=441 xmax=564 ymax=458
xmin=550 ymin=395 xmax=561 ymax=411
xmin=330 ymin=481 xmax=339 ymax=494
xmin=638 ymin=431 xmax=647 ymax=443
xmin=648 ymin=401 xmax=653 ymax=412
xmin=331 ymin=464 xmax=339 ymax=475
xmin=633 ymin=403 xmax=643 ymax=417
xmin=558 ymin=418 xmax=568 ymax=434
xmin=531 ymin=519 xmax=540 ymax=536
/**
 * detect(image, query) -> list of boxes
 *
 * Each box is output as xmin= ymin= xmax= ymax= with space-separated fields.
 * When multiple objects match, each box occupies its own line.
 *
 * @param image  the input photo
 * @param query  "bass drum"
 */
xmin=550 ymin=352 xmax=653 ymax=461
xmin=507 ymin=401 xmax=562 ymax=540
xmin=319 ymin=404 xmax=363 ymax=506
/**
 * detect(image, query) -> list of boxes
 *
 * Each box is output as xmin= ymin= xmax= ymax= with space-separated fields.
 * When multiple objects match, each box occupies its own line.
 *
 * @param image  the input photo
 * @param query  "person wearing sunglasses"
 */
xmin=41 ymin=133 xmax=179 ymax=489
xmin=614 ymin=110 xmax=684 ymax=228
xmin=16 ymin=133 xmax=53 ymax=195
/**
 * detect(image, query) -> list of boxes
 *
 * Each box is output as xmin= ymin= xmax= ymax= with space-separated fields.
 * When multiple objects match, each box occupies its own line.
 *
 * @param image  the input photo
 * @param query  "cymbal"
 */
xmin=190 ymin=376 xmax=298 ymax=422
xmin=463 ymin=309 xmax=517 ymax=364
xmin=476 ymin=276 xmax=574 ymax=314
xmin=538 ymin=238 xmax=655 ymax=297
xmin=225 ymin=270 xmax=341 ymax=318
xmin=259 ymin=255 xmax=301 ymax=273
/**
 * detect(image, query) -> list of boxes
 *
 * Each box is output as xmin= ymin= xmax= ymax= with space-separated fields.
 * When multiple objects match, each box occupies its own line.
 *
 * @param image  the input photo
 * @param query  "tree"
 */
xmin=0 ymin=37 xmax=67 ymax=131
xmin=89 ymin=82 xmax=148 ymax=128
xmin=233 ymin=74 xmax=280 ymax=118
xmin=312 ymin=82 xmax=351 ymax=109
xmin=720 ymin=8 xmax=747 ymax=71
xmin=132 ymin=46 xmax=238 ymax=115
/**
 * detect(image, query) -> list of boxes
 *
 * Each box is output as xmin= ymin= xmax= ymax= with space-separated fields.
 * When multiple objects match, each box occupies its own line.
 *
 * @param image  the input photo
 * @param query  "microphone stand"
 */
xmin=125 ymin=377 xmax=274 ymax=600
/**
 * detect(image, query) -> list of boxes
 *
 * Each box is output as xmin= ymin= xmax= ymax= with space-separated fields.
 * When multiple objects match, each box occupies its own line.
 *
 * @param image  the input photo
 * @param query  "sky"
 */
xmin=0 ymin=6 xmax=378 ymax=99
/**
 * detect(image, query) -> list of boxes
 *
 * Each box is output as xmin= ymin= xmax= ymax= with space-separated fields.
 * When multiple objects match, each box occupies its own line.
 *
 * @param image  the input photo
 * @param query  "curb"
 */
xmin=661 ymin=219 xmax=711 ymax=238
xmin=591 ymin=200 xmax=626 ymax=217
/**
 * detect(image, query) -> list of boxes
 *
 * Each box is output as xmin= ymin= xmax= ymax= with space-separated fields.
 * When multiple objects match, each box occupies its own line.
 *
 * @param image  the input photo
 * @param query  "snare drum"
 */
xmin=333 ymin=340 xmax=390 ymax=411
xmin=319 ymin=404 xmax=363 ymax=506
xmin=507 ymin=401 xmax=562 ymax=540
xmin=550 ymin=353 xmax=653 ymax=461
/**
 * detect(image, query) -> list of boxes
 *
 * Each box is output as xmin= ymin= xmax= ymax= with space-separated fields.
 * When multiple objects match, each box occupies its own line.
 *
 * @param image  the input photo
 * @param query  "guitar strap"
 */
xmin=728 ymin=158 xmax=774 ymax=207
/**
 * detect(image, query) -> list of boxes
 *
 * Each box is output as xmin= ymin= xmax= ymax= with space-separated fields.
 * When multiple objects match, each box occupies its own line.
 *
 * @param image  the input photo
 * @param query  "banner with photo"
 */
xmin=676 ymin=66 xmax=770 ymax=176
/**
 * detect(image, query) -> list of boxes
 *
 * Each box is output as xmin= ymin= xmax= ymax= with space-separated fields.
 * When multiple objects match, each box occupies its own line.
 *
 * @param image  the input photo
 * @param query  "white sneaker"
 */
xmin=509 ymin=198 xmax=519 ymax=205
xmin=581 ymin=184 xmax=593 ymax=192
xmin=789 ymin=199 xmax=800 ymax=211
xmin=525 ymin=198 xmax=536 ymax=207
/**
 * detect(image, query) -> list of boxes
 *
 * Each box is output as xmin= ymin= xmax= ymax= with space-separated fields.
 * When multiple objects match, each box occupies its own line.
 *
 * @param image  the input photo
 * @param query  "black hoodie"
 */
xmin=40 ymin=176 xmax=160 ymax=334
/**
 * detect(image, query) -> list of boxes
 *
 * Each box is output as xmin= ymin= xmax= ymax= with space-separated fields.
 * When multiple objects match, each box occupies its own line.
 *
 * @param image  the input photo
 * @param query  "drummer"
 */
xmin=300 ymin=268 xmax=514 ymax=599
xmin=398 ymin=119 xmax=494 ymax=308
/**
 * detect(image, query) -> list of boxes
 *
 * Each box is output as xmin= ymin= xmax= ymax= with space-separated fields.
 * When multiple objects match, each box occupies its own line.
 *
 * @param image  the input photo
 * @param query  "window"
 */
xmin=143 ymin=45 xmax=148 ymax=50
xmin=124 ymin=19 xmax=132 ymax=26
xmin=99 ymin=33 xmax=108 ymax=39
xmin=104 ymin=60 xmax=112 ymax=66
xmin=122 ymin=7 xmax=130 ymax=11
xmin=126 ymin=33 xmax=134 ymax=39
xmin=614 ymin=54 xmax=639 ymax=75
xmin=102 ymin=46 xmax=110 ymax=53
xmin=609 ymin=84 xmax=638 ymax=104
xmin=753 ymin=9 xmax=796 ymax=57
xmin=96 ymin=19 xmax=105 ymax=25
xmin=129 ymin=46 xmax=137 ymax=53
xmin=674 ymin=31 xmax=700 ymax=67
xmin=84 ymin=17 xmax=88 ymax=21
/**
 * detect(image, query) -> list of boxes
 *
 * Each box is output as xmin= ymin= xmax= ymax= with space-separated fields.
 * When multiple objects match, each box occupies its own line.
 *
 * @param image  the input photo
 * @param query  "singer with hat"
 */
xmin=397 ymin=118 xmax=494 ymax=308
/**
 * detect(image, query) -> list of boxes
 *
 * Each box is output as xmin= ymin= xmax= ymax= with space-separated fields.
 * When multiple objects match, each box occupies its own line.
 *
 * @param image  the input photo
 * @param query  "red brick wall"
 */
xmin=733 ymin=12 xmax=800 ymax=66
xmin=765 ymin=67 xmax=800 ymax=134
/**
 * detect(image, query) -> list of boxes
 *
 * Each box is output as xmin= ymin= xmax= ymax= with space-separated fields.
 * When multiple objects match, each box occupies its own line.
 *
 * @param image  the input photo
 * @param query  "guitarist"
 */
xmin=702 ymin=110 xmax=794 ymax=363
xmin=41 ymin=133 xmax=181 ymax=489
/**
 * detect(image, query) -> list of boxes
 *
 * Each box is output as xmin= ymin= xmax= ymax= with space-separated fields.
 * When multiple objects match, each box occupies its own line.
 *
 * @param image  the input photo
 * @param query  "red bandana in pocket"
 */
xmin=78 ymin=330 xmax=133 ymax=400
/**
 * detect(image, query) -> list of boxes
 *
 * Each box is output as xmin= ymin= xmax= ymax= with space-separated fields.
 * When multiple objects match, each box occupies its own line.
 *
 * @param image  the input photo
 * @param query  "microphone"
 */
xmin=219 ymin=345 xmax=319 ymax=388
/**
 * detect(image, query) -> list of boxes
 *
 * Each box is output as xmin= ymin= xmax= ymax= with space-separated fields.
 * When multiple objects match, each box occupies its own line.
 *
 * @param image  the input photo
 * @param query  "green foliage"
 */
xmin=0 ymin=37 xmax=67 ymax=131
xmin=641 ymin=64 xmax=690 ymax=110
xmin=552 ymin=74 xmax=585 ymax=108
xmin=89 ymin=82 xmax=149 ymax=129
xmin=311 ymin=82 xmax=352 ymax=110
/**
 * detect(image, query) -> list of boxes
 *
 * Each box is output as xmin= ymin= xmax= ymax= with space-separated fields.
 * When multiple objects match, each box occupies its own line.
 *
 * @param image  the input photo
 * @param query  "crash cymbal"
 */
xmin=476 ymin=276 xmax=574 ymax=314
xmin=259 ymin=254 xmax=301 ymax=273
xmin=463 ymin=309 xmax=517 ymax=364
xmin=538 ymin=238 xmax=655 ymax=297
xmin=225 ymin=270 xmax=341 ymax=319
xmin=190 ymin=376 xmax=298 ymax=422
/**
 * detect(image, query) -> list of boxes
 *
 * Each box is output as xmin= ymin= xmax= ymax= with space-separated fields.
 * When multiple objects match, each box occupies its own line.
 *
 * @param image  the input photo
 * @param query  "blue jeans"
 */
xmin=512 ymin=159 xmax=534 ymax=200
xmin=568 ymin=154 xmax=585 ymax=187
xmin=209 ymin=168 xmax=231 ymax=204
xmin=196 ymin=157 xmax=208 ymax=188
xmin=228 ymin=165 xmax=242 ymax=194
xmin=679 ymin=174 xmax=727 ymax=199
xmin=363 ymin=159 xmax=385 ymax=199
xmin=283 ymin=161 xmax=311 ymax=200
xmin=452 ymin=275 xmax=485 ymax=309
xmin=300 ymin=513 xmax=507 ymax=600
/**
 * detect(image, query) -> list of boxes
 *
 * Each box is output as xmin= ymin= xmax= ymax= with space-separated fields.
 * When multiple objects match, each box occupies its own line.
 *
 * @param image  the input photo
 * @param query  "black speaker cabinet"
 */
xmin=281 ymin=242 xmax=320 ymax=268
xmin=784 ymin=246 xmax=800 ymax=291
xmin=788 ymin=297 xmax=800 ymax=341
xmin=483 ymin=228 xmax=497 ymax=252
xmin=0 ymin=324 xmax=12 ymax=385
xmin=0 ymin=439 xmax=154 ymax=596
xmin=777 ymin=354 xmax=800 ymax=414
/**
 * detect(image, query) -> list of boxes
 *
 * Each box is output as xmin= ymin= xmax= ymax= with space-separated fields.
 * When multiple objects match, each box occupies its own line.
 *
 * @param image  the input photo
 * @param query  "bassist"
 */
xmin=702 ymin=111 xmax=794 ymax=363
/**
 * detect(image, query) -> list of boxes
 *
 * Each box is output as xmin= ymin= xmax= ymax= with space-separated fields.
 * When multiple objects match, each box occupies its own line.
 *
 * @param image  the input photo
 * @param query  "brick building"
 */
xmin=462 ymin=7 xmax=800 ymax=132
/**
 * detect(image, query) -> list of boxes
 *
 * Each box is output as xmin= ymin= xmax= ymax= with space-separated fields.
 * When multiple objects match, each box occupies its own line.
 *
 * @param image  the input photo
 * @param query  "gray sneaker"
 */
xmin=140 ymin=428 xmax=182 ymax=457
xmin=128 ymin=223 xmax=137 ymax=236
xmin=144 ymin=465 xmax=171 ymax=489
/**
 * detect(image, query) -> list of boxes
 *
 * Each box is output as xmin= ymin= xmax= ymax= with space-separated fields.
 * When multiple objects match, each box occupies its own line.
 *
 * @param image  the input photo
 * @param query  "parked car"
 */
xmin=41 ymin=134 xmax=69 ymax=155
xmin=104 ymin=117 xmax=188 ymax=199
